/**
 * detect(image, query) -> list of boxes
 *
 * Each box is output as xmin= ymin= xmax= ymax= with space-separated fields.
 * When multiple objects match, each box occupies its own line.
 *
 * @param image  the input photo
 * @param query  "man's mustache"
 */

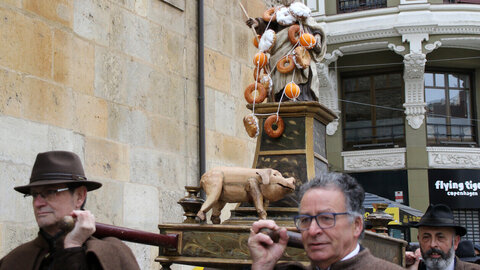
xmin=425 ymin=248 xmax=447 ymax=259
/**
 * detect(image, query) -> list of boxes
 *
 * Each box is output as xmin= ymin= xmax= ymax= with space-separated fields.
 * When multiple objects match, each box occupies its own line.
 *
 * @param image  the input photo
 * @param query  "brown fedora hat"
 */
xmin=411 ymin=204 xmax=466 ymax=236
xmin=14 ymin=151 xmax=102 ymax=194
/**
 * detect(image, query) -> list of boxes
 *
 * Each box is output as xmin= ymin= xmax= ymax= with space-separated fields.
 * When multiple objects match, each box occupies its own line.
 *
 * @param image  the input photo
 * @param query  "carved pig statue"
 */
xmin=196 ymin=167 xmax=296 ymax=224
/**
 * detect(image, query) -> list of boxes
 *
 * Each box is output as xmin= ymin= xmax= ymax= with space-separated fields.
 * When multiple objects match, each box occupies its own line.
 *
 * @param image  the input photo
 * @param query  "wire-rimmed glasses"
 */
xmin=24 ymin=187 xmax=70 ymax=201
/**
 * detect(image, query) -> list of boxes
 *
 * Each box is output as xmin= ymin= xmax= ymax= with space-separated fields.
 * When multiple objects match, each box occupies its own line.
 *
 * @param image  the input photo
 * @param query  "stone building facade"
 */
xmin=0 ymin=0 xmax=265 ymax=268
xmin=312 ymin=0 xmax=480 ymax=242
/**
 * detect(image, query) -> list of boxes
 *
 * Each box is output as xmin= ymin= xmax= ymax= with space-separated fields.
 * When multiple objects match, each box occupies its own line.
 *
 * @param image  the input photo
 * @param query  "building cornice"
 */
xmin=328 ymin=25 xmax=480 ymax=45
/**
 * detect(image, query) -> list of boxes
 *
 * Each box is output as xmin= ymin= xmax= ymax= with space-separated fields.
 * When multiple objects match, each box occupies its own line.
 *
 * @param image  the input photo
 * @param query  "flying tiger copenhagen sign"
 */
xmin=428 ymin=169 xmax=480 ymax=208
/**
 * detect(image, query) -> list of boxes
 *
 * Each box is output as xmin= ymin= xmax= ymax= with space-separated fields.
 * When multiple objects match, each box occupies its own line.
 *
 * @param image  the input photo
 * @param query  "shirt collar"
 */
xmin=315 ymin=243 xmax=361 ymax=270
xmin=341 ymin=243 xmax=360 ymax=261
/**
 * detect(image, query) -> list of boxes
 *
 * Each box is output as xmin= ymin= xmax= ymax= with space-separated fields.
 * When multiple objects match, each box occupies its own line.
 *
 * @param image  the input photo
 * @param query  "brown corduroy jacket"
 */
xmin=274 ymin=247 xmax=404 ymax=270
xmin=416 ymin=257 xmax=480 ymax=270
xmin=0 ymin=232 xmax=140 ymax=270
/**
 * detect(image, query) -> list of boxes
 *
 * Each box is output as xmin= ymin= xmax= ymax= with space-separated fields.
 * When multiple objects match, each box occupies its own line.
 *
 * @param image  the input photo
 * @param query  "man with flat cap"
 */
xmin=407 ymin=204 xmax=480 ymax=270
xmin=0 ymin=151 xmax=140 ymax=270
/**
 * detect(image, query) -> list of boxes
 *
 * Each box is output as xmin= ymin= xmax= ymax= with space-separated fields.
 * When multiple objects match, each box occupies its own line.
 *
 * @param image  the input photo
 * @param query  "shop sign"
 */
xmin=428 ymin=169 xmax=480 ymax=208
xmin=364 ymin=207 xmax=400 ymax=225
xmin=395 ymin=191 xmax=404 ymax=203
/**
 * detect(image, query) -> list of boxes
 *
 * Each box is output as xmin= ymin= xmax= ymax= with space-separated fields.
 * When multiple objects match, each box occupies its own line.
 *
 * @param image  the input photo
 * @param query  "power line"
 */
xmin=337 ymin=98 xmax=480 ymax=123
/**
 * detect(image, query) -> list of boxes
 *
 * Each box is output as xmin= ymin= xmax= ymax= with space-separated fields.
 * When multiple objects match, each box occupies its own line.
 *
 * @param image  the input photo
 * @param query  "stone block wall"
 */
xmin=0 ymin=0 xmax=265 ymax=269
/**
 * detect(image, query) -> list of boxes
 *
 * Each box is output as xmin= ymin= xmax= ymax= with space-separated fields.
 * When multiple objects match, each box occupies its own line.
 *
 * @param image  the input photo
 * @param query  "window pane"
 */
xmin=435 ymin=73 xmax=445 ymax=87
xmin=375 ymin=74 xmax=387 ymax=89
xmin=358 ymin=77 xmax=370 ymax=91
xmin=427 ymin=117 xmax=447 ymax=139
xmin=390 ymin=73 xmax=402 ymax=87
xmin=451 ymin=118 xmax=473 ymax=140
xmin=448 ymin=74 xmax=459 ymax=88
xmin=426 ymin=88 xmax=446 ymax=116
xmin=343 ymin=71 xmax=404 ymax=150
xmin=344 ymin=78 xmax=356 ymax=92
xmin=425 ymin=73 xmax=434 ymax=87
xmin=450 ymin=90 xmax=468 ymax=118
xmin=459 ymin=74 xmax=469 ymax=88
xmin=425 ymin=71 xmax=475 ymax=145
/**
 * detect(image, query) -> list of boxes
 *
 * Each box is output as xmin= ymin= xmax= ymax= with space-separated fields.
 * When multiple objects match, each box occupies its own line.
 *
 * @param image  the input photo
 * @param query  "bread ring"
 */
xmin=276 ymin=7 xmax=296 ymax=26
xmin=258 ymin=29 xmax=276 ymax=53
xmin=293 ymin=46 xmax=311 ymax=69
xmin=244 ymin=83 xmax=267 ymax=104
xmin=276 ymin=55 xmax=295 ymax=74
xmin=262 ymin=7 xmax=276 ymax=22
xmin=253 ymin=67 xmax=263 ymax=82
xmin=288 ymin=24 xmax=301 ymax=45
xmin=253 ymin=35 xmax=261 ymax=48
xmin=264 ymin=115 xmax=285 ymax=138
xmin=260 ymin=74 xmax=273 ymax=93
xmin=289 ymin=2 xmax=311 ymax=20
xmin=243 ymin=114 xmax=259 ymax=138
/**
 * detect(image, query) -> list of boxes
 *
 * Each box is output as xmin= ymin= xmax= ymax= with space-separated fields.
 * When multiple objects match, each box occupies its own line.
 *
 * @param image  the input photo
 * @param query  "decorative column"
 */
xmin=403 ymin=51 xmax=427 ymax=129
xmin=316 ymin=50 xmax=343 ymax=135
xmin=389 ymin=29 xmax=433 ymax=129
xmin=396 ymin=30 xmax=442 ymax=129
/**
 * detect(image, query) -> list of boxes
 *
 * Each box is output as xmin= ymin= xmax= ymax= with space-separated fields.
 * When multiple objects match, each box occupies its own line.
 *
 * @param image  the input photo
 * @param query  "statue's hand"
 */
xmin=246 ymin=18 xmax=258 ymax=28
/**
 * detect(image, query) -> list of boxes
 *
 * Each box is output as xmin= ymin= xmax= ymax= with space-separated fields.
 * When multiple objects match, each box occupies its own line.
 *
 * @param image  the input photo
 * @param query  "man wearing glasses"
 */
xmin=248 ymin=171 xmax=403 ymax=270
xmin=0 ymin=151 xmax=140 ymax=270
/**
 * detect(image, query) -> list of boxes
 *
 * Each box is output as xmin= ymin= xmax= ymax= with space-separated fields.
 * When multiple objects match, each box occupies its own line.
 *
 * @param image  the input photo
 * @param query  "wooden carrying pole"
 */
xmin=264 ymin=228 xmax=304 ymax=249
xmin=61 ymin=216 xmax=178 ymax=248
xmin=62 ymin=216 xmax=303 ymax=249
xmin=94 ymin=222 xmax=178 ymax=248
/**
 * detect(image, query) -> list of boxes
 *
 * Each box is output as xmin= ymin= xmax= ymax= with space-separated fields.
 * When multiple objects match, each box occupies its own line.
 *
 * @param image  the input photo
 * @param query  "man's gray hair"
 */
xmin=299 ymin=171 xmax=365 ymax=220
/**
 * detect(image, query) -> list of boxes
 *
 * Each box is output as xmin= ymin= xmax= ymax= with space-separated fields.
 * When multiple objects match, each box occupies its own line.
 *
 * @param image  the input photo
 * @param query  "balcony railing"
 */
xmin=344 ymin=123 xmax=405 ymax=150
xmin=427 ymin=122 xmax=477 ymax=146
xmin=338 ymin=0 xmax=387 ymax=14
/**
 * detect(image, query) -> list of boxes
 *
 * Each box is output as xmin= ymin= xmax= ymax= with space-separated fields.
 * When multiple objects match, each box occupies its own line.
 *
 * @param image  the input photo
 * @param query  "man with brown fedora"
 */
xmin=406 ymin=204 xmax=480 ymax=270
xmin=0 ymin=151 xmax=140 ymax=270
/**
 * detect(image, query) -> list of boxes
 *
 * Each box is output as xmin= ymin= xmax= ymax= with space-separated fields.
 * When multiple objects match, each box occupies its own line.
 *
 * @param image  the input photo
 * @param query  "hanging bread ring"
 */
xmin=288 ymin=24 xmax=301 ymax=45
xmin=243 ymin=114 xmax=259 ymax=138
xmin=260 ymin=74 xmax=273 ymax=93
xmin=262 ymin=7 xmax=276 ymax=22
xmin=252 ymin=35 xmax=261 ymax=48
xmin=244 ymin=83 xmax=267 ymax=104
xmin=276 ymin=7 xmax=296 ymax=26
xmin=276 ymin=55 xmax=295 ymax=74
xmin=289 ymin=2 xmax=312 ymax=20
xmin=293 ymin=46 xmax=311 ymax=69
xmin=264 ymin=115 xmax=285 ymax=138
xmin=258 ymin=29 xmax=276 ymax=53
xmin=253 ymin=67 xmax=264 ymax=82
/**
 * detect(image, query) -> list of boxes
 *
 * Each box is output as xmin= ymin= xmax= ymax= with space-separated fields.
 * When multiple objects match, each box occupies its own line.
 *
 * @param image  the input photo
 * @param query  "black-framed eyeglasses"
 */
xmin=24 ymin=188 xmax=70 ymax=201
xmin=294 ymin=212 xmax=350 ymax=231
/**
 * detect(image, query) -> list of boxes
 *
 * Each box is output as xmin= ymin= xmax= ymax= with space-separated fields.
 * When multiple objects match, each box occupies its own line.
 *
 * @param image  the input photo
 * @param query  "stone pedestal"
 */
xmin=227 ymin=101 xmax=337 ymax=225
